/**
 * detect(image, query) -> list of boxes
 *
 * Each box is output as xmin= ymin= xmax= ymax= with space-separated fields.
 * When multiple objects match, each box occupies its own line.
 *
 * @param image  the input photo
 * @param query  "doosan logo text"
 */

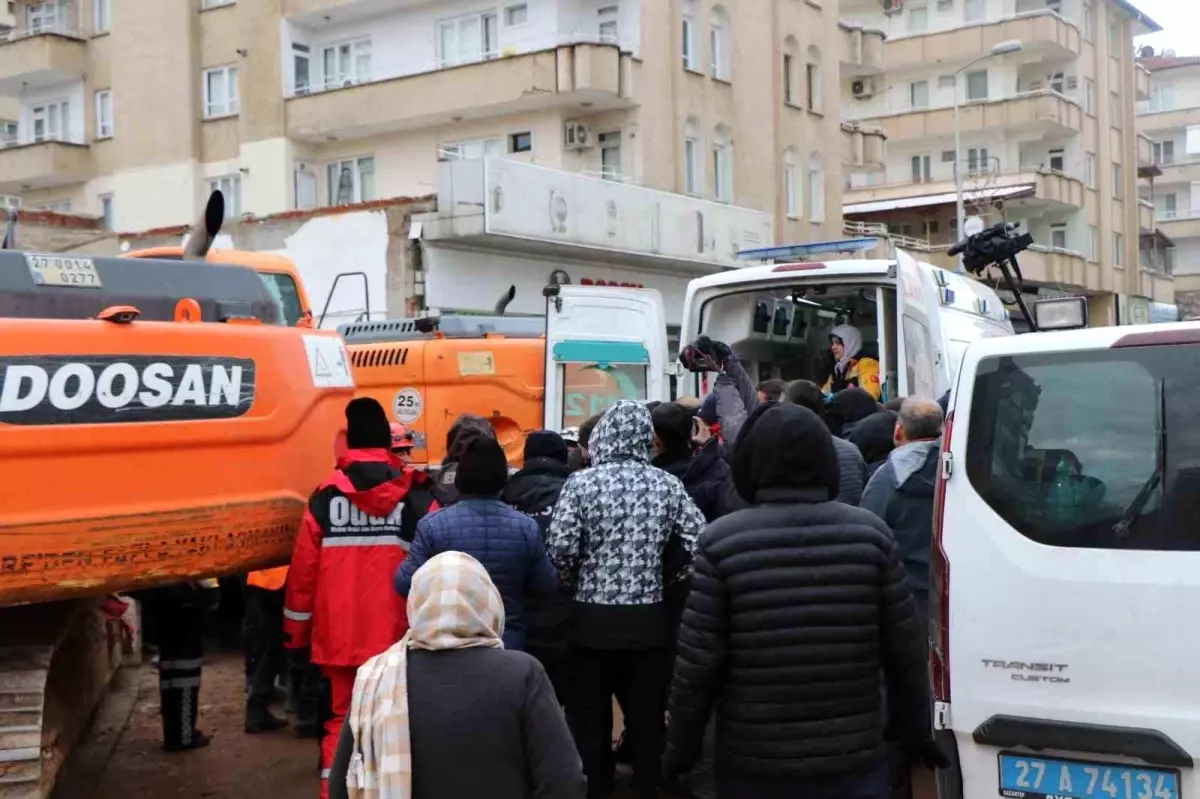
xmin=0 ymin=356 xmax=256 ymax=425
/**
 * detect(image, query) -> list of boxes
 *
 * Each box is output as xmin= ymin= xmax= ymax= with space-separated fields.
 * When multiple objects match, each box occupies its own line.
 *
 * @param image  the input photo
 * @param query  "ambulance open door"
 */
xmin=894 ymin=249 xmax=939 ymax=400
xmin=542 ymin=285 xmax=670 ymax=433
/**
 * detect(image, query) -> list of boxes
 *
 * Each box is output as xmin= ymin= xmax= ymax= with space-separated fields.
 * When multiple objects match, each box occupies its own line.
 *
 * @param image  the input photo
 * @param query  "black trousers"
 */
xmin=243 ymin=586 xmax=285 ymax=710
xmin=157 ymin=597 xmax=205 ymax=749
xmin=716 ymin=756 xmax=889 ymax=799
xmin=569 ymin=646 xmax=669 ymax=799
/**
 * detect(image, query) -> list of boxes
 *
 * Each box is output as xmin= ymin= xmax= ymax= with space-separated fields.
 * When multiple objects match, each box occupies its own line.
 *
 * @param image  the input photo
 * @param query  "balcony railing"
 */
xmin=1157 ymin=209 xmax=1200 ymax=223
xmin=846 ymin=88 xmax=1080 ymax=123
xmin=0 ymin=130 xmax=86 ymax=149
xmin=285 ymin=29 xmax=628 ymax=98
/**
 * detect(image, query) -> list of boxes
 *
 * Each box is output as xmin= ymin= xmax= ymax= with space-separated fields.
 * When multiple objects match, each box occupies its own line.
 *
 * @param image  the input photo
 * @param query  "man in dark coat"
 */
xmin=651 ymin=402 xmax=734 ymax=523
xmin=849 ymin=410 xmax=900 ymax=478
xmin=396 ymin=436 xmax=558 ymax=651
xmin=781 ymin=379 xmax=870 ymax=505
xmin=434 ymin=413 xmax=496 ymax=505
xmin=664 ymin=402 xmax=945 ymax=799
xmin=501 ymin=430 xmax=572 ymax=700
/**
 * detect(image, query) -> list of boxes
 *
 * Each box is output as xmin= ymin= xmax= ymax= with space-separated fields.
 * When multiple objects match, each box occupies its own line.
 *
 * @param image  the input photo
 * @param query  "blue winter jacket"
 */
xmin=394 ymin=497 xmax=559 ymax=651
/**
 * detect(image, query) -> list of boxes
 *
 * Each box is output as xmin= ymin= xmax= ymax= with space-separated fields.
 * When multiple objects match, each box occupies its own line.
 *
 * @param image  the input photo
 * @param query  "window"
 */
xmin=965 ymin=347 xmax=1200 ymax=550
xmin=942 ymin=149 xmax=956 ymax=163
xmin=911 ymin=154 xmax=932 ymax=183
xmin=1150 ymin=84 xmax=1176 ymax=113
xmin=713 ymin=127 xmax=732 ymax=201
xmin=908 ymin=5 xmax=928 ymax=33
xmin=783 ymin=38 xmax=799 ymax=105
xmin=503 ymin=3 xmax=527 ymax=26
xmin=937 ymin=0 xmax=953 ymax=11
xmin=910 ymin=80 xmax=930 ymax=109
xmin=1112 ymin=163 xmax=1123 ymax=198
xmin=598 ymin=5 xmax=619 ymax=43
xmin=1154 ymin=141 xmax=1175 ymax=165
xmin=806 ymin=47 xmax=822 ymax=112
xmin=1085 ymin=152 xmax=1096 ymax=188
xmin=1108 ymin=20 xmax=1120 ymax=56
xmin=259 ymin=272 xmax=305 ymax=327
xmin=31 ymin=101 xmax=69 ymax=142
xmin=208 ymin=175 xmax=241 ymax=219
xmin=1113 ymin=232 xmax=1123 ymax=266
xmin=966 ymin=69 xmax=988 ymax=101
xmin=891 ymin=223 xmax=915 ymax=238
xmin=295 ymin=165 xmax=318 ymax=210
xmin=321 ymin=38 xmax=371 ymax=89
xmin=1084 ymin=78 xmax=1095 ymax=115
xmin=682 ymin=0 xmax=697 ymax=70
xmin=94 ymin=90 xmax=113 ymax=138
xmin=710 ymin=6 xmax=731 ymax=80
xmin=26 ymin=2 xmax=59 ymax=33
xmin=203 ymin=66 xmax=239 ymax=118
xmin=562 ymin=362 xmax=647 ymax=429
xmin=938 ymin=74 xmax=956 ymax=90
xmin=1157 ymin=193 xmax=1178 ymax=217
xmin=1082 ymin=2 xmax=1094 ymax=40
xmin=293 ymin=43 xmax=311 ymax=94
xmin=784 ymin=149 xmax=799 ymax=219
xmin=1048 ymin=148 xmax=1064 ymax=172
xmin=1050 ymin=223 xmax=1067 ymax=250
xmin=508 ymin=131 xmax=532 ymax=153
xmin=437 ymin=12 xmax=498 ymax=67
xmin=808 ymin=153 xmax=824 ymax=222
xmin=327 ymin=156 xmax=375 ymax=205
xmin=967 ymin=147 xmax=990 ymax=175
xmin=1087 ymin=224 xmax=1098 ymax=261
xmin=41 ymin=200 xmax=71 ymax=213
xmin=94 ymin=0 xmax=110 ymax=33
xmin=0 ymin=120 xmax=15 ymax=146
xmin=1046 ymin=72 xmax=1064 ymax=94
xmin=903 ymin=316 xmax=936 ymax=399
xmin=438 ymin=138 xmax=502 ymax=161
xmin=684 ymin=118 xmax=701 ymax=195
xmin=98 ymin=194 xmax=113 ymax=230
xmin=964 ymin=0 xmax=984 ymax=22
xmin=600 ymin=131 xmax=622 ymax=180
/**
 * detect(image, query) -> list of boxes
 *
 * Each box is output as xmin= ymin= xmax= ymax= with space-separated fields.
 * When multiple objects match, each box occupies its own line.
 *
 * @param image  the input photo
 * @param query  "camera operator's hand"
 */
xmin=680 ymin=336 xmax=731 ymax=373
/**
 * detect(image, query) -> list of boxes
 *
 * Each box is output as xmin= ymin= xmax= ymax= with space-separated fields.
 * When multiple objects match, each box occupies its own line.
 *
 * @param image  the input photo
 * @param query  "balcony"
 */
xmin=925 ymin=244 xmax=1090 ymax=288
xmin=885 ymin=12 xmax=1080 ymax=73
xmin=0 ymin=141 xmax=91 ymax=193
xmin=839 ymin=22 xmax=885 ymax=77
xmin=0 ymin=30 xmax=88 ymax=95
xmin=853 ymin=91 xmax=1083 ymax=143
xmin=1135 ymin=64 xmax=1152 ymax=102
xmin=844 ymin=168 xmax=1083 ymax=213
xmin=840 ymin=123 xmax=886 ymax=172
xmin=1137 ymin=132 xmax=1160 ymax=178
xmin=1158 ymin=210 xmax=1200 ymax=241
xmin=1139 ymin=199 xmax=1156 ymax=232
xmin=1137 ymin=105 xmax=1200 ymax=133
xmin=1155 ymin=158 xmax=1200 ymax=185
xmin=286 ymin=41 xmax=632 ymax=142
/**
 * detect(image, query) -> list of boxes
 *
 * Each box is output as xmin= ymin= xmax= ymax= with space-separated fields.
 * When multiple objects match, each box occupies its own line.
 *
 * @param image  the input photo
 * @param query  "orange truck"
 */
xmin=0 ymin=193 xmax=354 ymax=797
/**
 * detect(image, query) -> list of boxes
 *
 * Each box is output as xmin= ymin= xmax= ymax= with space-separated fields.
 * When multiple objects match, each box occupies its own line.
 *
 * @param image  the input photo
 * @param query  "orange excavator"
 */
xmin=0 ymin=193 xmax=354 ymax=798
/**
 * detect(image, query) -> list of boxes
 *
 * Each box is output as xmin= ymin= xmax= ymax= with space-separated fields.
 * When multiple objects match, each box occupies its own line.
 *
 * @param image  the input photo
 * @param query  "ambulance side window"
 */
xmin=561 ymin=363 xmax=647 ymax=428
xmin=902 ymin=316 xmax=935 ymax=399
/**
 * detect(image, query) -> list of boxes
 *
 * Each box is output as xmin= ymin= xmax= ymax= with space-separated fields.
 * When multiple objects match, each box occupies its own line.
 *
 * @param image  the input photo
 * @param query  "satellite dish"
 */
xmin=1164 ymin=49 xmax=1176 ymax=58
xmin=1139 ymin=45 xmax=1155 ymax=58
xmin=964 ymin=216 xmax=986 ymax=237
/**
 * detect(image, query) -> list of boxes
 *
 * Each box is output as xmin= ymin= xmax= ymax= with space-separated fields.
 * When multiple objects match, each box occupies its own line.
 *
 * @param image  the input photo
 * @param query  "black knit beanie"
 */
xmin=344 ymin=397 xmax=391 ymax=450
xmin=524 ymin=430 xmax=568 ymax=464
xmin=455 ymin=436 xmax=510 ymax=497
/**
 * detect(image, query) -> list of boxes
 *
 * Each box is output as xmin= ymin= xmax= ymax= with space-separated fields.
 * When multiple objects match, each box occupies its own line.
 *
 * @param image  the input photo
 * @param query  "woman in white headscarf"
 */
xmin=330 ymin=551 xmax=585 ymax=799
xmin=822 ymin=324 xmax=882 ymax=401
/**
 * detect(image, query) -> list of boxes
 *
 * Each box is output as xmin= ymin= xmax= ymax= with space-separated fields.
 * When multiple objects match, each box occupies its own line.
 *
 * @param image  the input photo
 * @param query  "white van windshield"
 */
xmin=965 ymin=345 xmax=1200 ymax=550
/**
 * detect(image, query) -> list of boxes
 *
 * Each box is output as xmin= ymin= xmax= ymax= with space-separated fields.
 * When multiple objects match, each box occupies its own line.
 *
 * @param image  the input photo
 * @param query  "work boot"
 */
xmin=245 ymin=703 xmax=289 ymax=734
xmin=164 ymin=731 xmax=211 ymax=752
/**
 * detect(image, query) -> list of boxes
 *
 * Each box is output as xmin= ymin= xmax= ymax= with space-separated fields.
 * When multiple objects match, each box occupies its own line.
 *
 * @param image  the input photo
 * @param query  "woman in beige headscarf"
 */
xmin=330 ymin=551 xmax=584 ymax=799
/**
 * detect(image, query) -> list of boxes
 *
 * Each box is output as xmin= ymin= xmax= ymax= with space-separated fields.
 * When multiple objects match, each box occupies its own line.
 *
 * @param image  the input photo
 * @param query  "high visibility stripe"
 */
xmin=283 ymin=608 xmax=312 ymax=622
xmin=158 ymin=657 xmax=204 ymax=671
xmin=321 ymin=535 xmax=405 ymax=548
xmin=161 ymin=676 xmax=201 ymax=689
xmin=320 ymin=769 xmax=331 ymax=779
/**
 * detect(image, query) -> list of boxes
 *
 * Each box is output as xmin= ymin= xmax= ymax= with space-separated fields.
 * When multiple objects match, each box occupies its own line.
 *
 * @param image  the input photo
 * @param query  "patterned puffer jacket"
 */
xmin=548 ymin=400 xmax=706 ymax=648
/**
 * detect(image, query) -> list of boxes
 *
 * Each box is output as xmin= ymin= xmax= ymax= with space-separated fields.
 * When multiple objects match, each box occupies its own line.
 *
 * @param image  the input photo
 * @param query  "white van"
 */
xmin=932 ymin=321 xmax=1200 ymax=799
xmin=540 ymin=247 xmax=1014 ymax=429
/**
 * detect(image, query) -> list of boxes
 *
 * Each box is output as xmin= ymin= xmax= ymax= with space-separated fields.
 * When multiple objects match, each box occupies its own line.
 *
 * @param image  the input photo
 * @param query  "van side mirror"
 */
xmin=1033 ymin=297 xmax=1088 ymax=331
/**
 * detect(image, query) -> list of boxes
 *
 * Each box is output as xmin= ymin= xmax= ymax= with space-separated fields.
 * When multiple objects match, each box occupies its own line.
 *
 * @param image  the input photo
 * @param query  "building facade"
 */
xmin=1136 ymin=54 xmax=1200 ymax=318
xmin=0 ymin=0 xmax=873 ymax=249
xmin=837 ymin=0 xmax=1169 ymax=324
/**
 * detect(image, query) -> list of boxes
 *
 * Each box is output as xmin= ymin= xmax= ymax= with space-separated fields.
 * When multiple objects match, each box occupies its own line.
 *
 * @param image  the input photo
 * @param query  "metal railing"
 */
xmin=1156 ymin=209 xmax=1200 ymax=222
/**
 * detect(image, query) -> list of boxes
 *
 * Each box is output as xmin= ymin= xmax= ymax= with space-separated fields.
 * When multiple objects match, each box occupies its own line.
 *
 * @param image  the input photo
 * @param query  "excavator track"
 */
xmin=0 ymin=600 xmax=129 ymax=799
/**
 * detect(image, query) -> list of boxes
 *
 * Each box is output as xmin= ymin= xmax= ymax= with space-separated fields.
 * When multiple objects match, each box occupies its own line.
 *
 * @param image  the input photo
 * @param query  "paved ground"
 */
xmin=52 ymin=651 xmax=938 ymax=799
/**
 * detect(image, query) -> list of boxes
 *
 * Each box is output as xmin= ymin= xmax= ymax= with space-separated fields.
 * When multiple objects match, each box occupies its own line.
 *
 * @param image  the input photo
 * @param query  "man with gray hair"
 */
xmin=860 ymin=398 xmax=944 ymax=628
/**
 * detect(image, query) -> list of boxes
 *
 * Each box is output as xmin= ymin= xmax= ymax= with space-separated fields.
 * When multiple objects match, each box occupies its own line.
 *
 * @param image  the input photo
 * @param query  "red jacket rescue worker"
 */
xmin=283 ymin=398 xmax=439 ymax=799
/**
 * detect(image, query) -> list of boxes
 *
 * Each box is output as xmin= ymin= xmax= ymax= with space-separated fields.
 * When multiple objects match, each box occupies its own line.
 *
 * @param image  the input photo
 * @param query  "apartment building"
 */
xmin=836 ymin=0 xmax=1169 ymax=324
xmin=0 ymin=0 xmax=875 ymax=251
xmin=1136 ymin=52 xmax=1200 ymax=317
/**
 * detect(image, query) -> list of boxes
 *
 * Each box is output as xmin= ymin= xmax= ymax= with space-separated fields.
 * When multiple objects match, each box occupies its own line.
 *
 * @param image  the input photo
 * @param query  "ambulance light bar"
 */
xmin=737 ymin=238 xmax=880 ymax=262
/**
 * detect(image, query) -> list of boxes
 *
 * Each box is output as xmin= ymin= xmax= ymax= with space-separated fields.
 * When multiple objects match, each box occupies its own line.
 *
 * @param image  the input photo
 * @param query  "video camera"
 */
xmin=948 ymin=221 xmax=1034 ymax=276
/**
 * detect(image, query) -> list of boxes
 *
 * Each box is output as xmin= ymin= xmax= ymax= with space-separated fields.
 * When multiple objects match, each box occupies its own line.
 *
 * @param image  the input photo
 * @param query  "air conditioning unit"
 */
xmin=851 ymin=78 xmax=876 ymax=99
xmin=882 ymin=0 xmax=903 ymax=12
xmin=564 ymin=122 xmax=593 ymax=150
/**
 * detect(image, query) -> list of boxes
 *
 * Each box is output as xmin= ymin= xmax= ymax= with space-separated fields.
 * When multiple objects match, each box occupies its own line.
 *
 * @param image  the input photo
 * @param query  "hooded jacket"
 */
xmin=547 ymin=400 xmax=706 ymax=650
xmin=859 ymin=439 xmax=940 ymax=627
xmin=826 ymin=387 xmax=882 ymax=439
xmin=652 ymin=438 xmax=734 ymax=524
xmin=284 ymin=449 xmax=439 ymax=667
xmin=849 ymin=410 xmax=899 ymax=477
xmin=433 ymin=414 xmax=496 ymax=505
xmin=665 ymin=403 xmax=931 ymax=782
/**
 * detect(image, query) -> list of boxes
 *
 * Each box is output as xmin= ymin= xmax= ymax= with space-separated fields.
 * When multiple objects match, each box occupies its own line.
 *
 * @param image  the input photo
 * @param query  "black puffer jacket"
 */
xmin=665 ymin=403 xmax=932 ymax=783
xmin=652 ymin=438 xmax=734 ymax=523
xmin=502 ymin=457 xmax=572 ymax=652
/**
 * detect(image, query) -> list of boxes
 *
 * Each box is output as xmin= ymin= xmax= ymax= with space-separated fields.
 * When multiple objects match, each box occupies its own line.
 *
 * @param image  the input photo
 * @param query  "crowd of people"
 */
xmin=155 ymin=327 xmax=952 ymax=799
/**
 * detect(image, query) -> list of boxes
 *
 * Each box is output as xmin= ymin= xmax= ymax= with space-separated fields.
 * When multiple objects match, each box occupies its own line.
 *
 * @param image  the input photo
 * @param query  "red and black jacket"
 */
xmin=283 ymin=449 xmax=439 ymax=667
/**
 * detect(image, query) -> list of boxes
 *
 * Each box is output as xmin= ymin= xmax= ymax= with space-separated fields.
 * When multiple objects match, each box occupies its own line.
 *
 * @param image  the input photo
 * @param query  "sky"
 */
xmin=1131 ymin=0 xmax=1200 ymax=56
